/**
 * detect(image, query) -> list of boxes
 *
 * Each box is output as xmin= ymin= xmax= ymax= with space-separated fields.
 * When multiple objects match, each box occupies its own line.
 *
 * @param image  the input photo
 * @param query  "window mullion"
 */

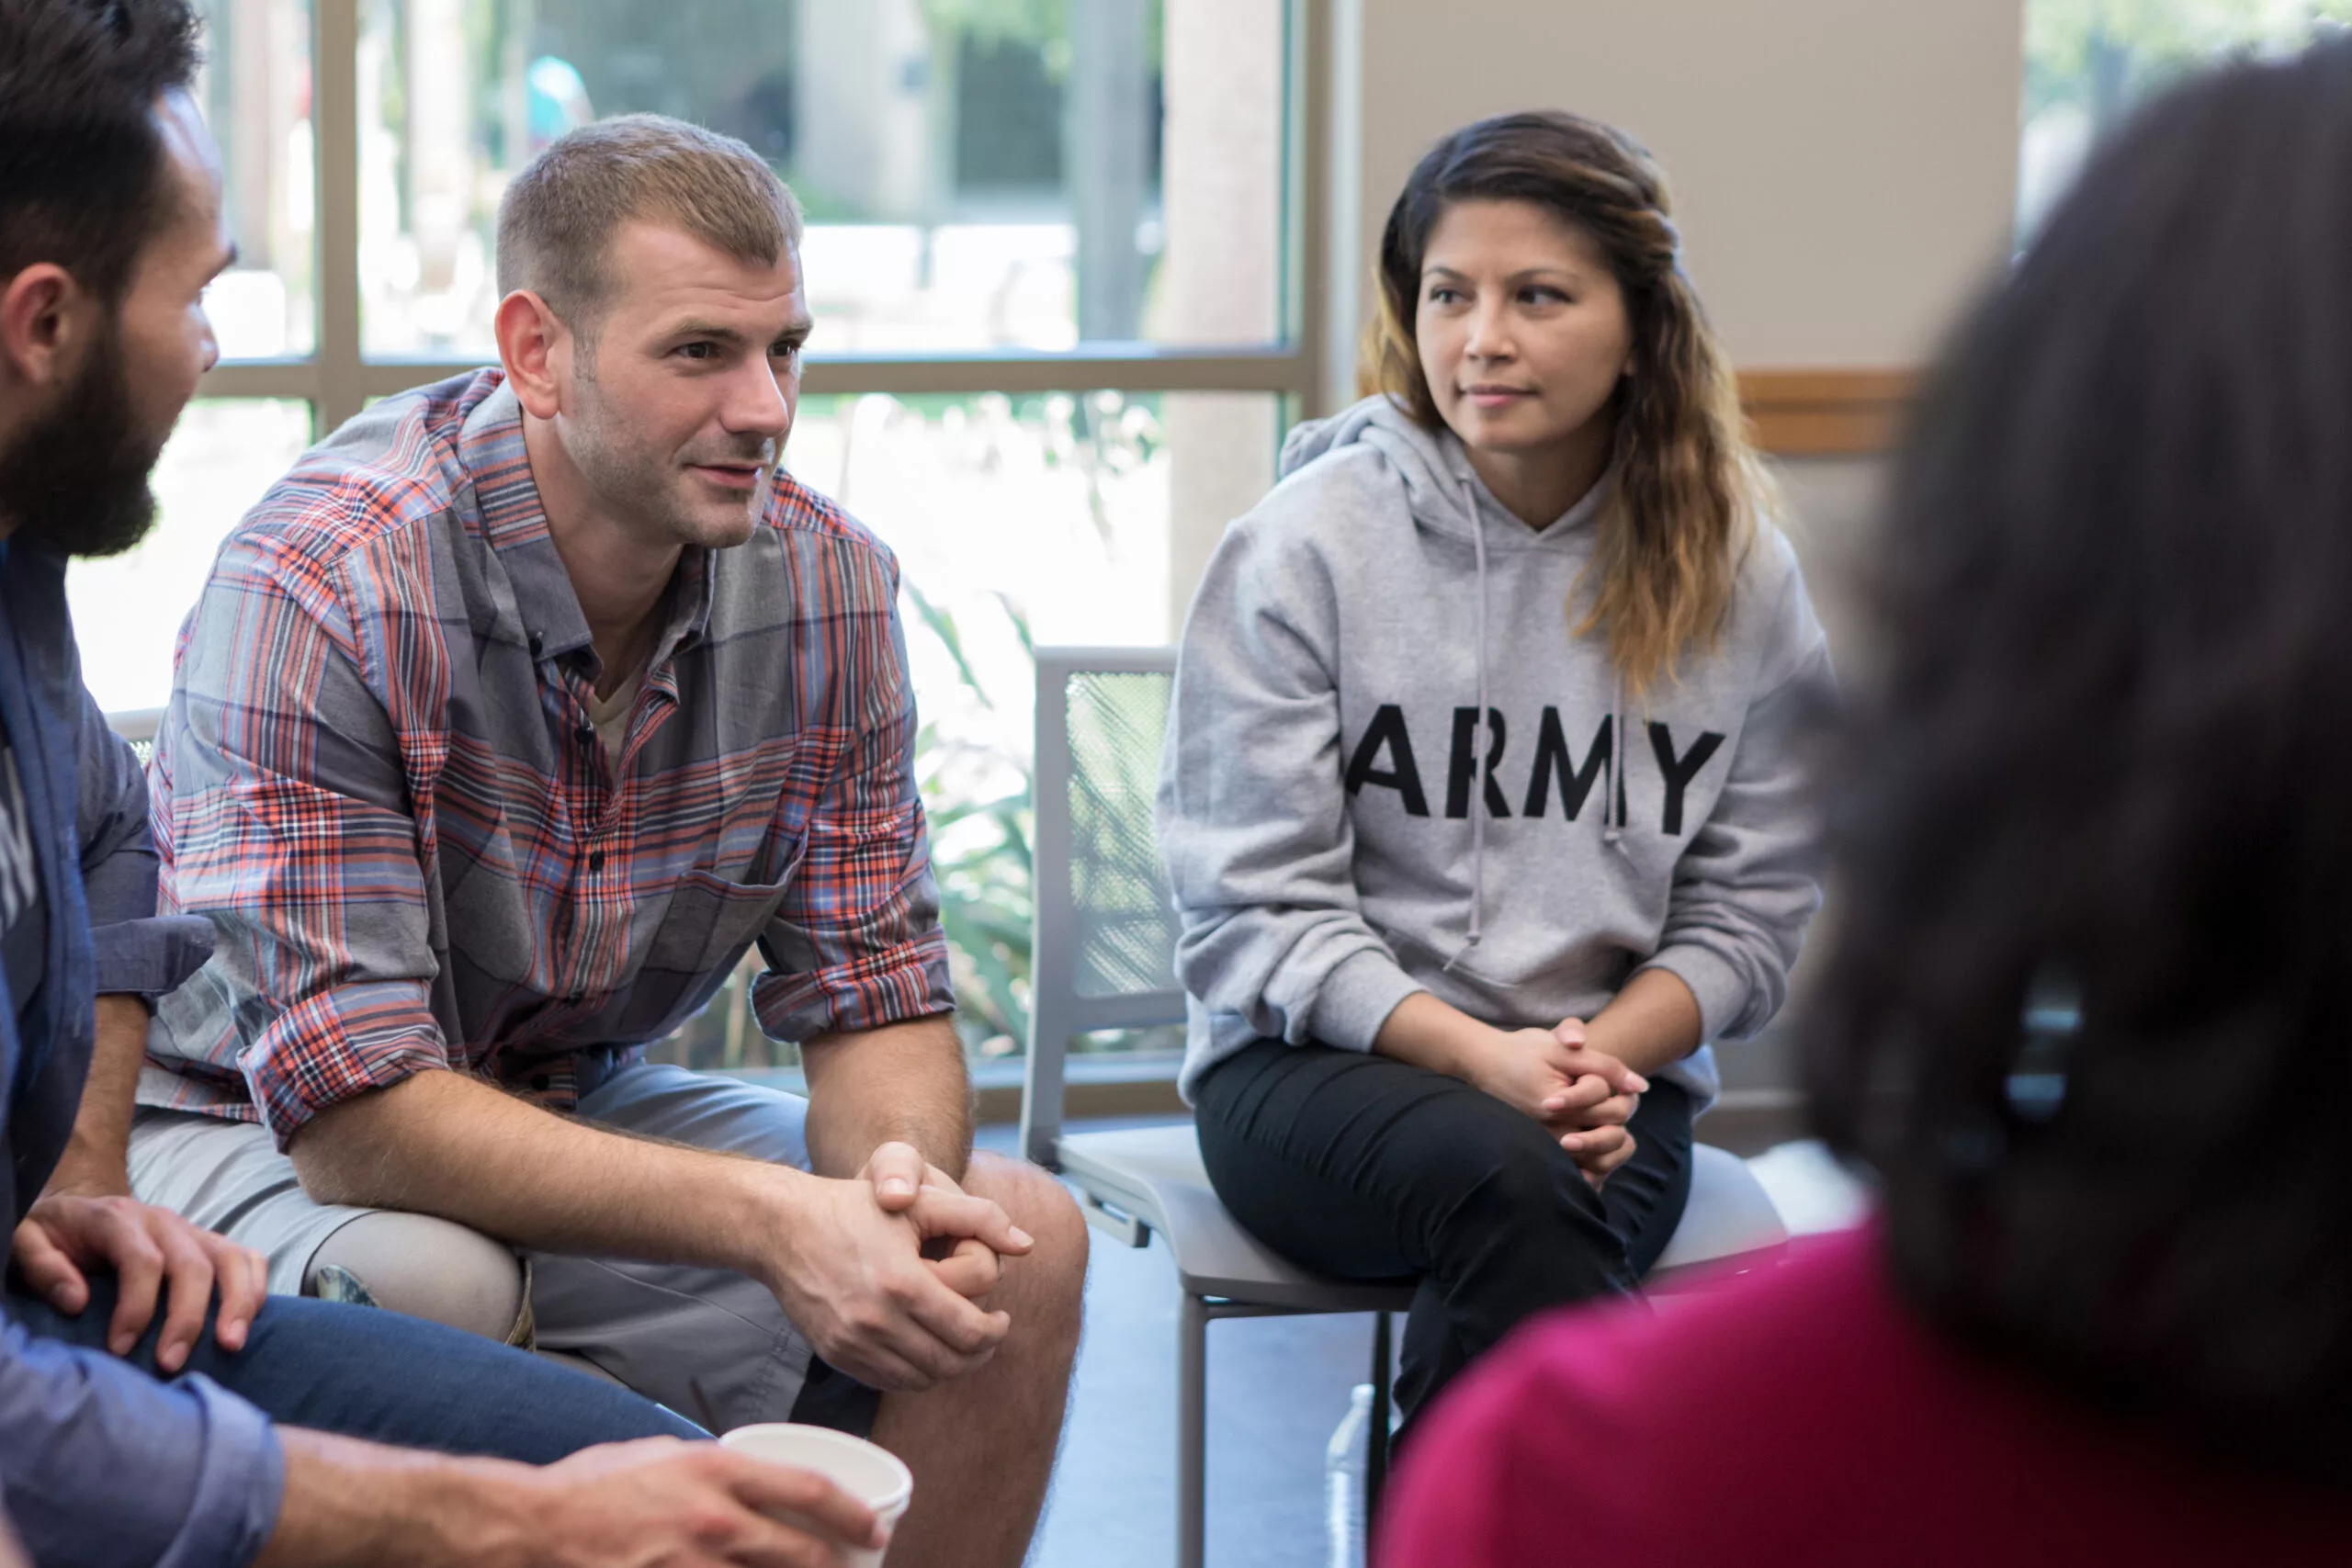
xmin=314 ymin=0 xmax=366 ymax=433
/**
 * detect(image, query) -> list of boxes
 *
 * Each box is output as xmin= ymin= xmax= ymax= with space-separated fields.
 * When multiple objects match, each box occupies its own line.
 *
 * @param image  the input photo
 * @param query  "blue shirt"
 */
xmin=0 ymin=540 xmax=281 ymax=1568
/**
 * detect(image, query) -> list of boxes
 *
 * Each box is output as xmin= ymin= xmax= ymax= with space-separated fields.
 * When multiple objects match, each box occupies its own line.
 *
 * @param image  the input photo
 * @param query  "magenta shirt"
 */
xmin=1381 ymin=1221 xmax=2352 ymax=1567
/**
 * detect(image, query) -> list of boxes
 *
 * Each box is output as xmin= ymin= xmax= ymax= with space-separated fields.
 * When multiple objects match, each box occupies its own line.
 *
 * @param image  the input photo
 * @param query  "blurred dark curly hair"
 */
xmin=1807 ymin=34 xmax=2352 ymax=1483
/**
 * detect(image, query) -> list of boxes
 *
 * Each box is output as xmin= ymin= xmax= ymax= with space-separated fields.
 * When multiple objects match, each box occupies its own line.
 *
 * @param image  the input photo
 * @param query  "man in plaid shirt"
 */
xmin=121 ymin=115 xmax=1086 ymax=1568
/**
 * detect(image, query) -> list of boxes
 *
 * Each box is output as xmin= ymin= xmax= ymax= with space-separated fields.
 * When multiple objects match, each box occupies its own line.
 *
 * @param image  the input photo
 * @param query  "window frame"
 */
xmin=198 ymin=0 xmax=1335 ymax=431
xmin=180 ymin=1 xmax=1325 ymax=1099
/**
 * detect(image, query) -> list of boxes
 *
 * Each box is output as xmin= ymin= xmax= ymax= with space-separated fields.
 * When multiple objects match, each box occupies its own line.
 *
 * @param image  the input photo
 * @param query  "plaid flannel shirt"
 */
xmin=139 ymin=369 xmax=955 ymax=1146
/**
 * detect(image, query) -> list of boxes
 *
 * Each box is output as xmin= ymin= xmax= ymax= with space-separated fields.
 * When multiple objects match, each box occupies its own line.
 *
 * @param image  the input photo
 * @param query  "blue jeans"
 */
xmin=5 ymin=1276 xmax=704 ymax=1462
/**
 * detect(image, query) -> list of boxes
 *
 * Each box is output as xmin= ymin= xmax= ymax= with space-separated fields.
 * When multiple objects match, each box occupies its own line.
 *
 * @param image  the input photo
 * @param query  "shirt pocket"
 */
xmin=644 ymin=859 xmax=799 ymax=980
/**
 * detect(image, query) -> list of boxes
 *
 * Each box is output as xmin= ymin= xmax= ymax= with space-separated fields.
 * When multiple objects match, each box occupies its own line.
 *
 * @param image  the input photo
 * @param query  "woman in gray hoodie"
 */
xmin=1158 ymin=110 xmax=1832 ymax=1422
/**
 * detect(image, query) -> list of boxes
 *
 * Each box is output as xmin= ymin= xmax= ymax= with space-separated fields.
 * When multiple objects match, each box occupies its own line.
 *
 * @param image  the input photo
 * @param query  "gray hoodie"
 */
xmin=1158 ymin=395 xmax=1831 ymax=1109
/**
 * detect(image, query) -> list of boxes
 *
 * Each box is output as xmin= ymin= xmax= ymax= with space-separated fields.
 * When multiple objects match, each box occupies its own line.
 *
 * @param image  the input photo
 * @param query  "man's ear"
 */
xmin=494 ymin=288 xmax=572 ymax=420
xmin=0 ymin=265 xmax=88 ymax=390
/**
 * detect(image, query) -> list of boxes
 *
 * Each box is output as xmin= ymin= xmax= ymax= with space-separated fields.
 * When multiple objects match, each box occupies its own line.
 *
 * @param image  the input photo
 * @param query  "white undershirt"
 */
xmin=585 ymin=667 xmax=643 ymax=771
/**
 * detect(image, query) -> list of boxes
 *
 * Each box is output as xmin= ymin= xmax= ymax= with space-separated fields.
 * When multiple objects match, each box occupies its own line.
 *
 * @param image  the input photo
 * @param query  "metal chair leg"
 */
xmin=1365 ymin=1310 xmax=1395 ymax=1525
xmin=1179 ymin=1291 xmax=1208 ymax=1568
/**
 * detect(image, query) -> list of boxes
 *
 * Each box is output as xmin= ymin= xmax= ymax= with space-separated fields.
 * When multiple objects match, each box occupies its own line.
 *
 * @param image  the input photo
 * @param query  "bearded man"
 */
xmin=1 ymin=4 xmax=893 ymax=1564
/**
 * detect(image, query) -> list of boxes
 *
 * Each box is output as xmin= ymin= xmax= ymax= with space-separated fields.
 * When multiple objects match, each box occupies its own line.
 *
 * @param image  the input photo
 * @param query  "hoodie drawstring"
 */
xmin=1445 ymin=467 xmax=1628 ymax=972
xmin=1448 ymin=476 xmax=1491 ymax=974
xmin=1604 ymin=669 xmax=1631 ymax=859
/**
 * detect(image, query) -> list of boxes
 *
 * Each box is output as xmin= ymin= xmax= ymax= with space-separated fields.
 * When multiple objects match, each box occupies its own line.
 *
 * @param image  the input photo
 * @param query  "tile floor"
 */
xmin=988 ymin=1119 xmax=1871 ymax=1568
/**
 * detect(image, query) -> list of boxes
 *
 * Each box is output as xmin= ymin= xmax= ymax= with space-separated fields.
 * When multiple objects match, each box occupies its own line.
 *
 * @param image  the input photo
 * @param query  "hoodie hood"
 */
xmin=1277 ymin=395 xmax=1613 ymax=550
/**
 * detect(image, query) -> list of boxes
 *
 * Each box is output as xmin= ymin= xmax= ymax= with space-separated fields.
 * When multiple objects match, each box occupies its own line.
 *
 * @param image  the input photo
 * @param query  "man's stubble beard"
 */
xmin=0 ymin=314 xmax=169 ymax=559
xmin=561 ymin=365 xmax=771 ymax=553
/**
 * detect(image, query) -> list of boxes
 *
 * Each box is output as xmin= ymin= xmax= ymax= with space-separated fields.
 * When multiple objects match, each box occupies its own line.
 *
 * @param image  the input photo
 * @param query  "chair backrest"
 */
xmin=1020 ymin=647 xmax=1186 ymax=1168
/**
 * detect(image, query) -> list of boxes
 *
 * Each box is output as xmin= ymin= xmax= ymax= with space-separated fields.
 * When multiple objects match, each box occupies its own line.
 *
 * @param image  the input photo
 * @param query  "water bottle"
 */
xmin=1325 ymin=1383 xmax=1374 ymax=1568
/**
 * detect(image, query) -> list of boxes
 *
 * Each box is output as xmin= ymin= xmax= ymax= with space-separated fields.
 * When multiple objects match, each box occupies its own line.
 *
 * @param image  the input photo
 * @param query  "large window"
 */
xmin=358 ymin=0 xmax=1284 ymax=355
xmin=2020 ymin=1 xmax=2348 ymax=232
xmin=93 ymin=0 xmax=1325 ymax=1066
xmin=78 ymin=400 xmax=314 ymax=715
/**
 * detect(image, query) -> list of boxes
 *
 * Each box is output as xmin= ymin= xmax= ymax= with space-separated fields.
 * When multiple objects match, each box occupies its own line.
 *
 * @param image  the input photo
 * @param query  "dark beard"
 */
xmin=0 ymin=321 xmax=168 ymax=560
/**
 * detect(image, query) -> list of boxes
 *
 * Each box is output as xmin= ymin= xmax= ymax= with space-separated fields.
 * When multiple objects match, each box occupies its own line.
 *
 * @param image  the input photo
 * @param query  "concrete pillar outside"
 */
xmin=796 ymin=0 xmax=933 ymax=221
xmin=1070 ymin=0 xmax=1153 ymax=341
xmin=224 ymin=0 xmax=275 ymax=265
xmin=405 ymin=0 xmax=471 ymax=300
xmin=1156 ymin=0 xmax=1285 ymax=635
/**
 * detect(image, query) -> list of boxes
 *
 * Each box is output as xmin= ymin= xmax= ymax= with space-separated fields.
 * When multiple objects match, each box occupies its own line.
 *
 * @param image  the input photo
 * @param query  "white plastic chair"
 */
xmin=1018 ymin=647 xmax=1789 ymax=1568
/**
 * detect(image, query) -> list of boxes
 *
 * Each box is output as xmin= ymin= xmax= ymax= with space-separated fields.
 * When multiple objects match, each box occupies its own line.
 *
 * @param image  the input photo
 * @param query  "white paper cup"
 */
xmin=718 ymin=1422 xmax=913 ymax=1567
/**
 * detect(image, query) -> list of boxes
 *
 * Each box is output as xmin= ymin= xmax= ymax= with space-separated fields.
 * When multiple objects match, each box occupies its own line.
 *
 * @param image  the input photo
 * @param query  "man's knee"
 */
xmin=965 ymin=1153 xmax=1088 ymax=1317
xmin=305 ymin=1209 xmax=529 ymax=1345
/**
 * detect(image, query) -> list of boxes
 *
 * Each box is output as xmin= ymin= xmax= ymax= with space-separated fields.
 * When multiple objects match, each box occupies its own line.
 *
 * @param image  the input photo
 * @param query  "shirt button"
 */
xmin=588 ymin=851 xmax=605 ymax=872
xmin=566 ymin=993 xmax=585 ymax=1006
xmin=528 ymin=633 xmax=544 ymax=657
xmin=529 ymin=1073 xmax=550 ymax=1090
xmin=574 ymin=721 xmax=594 ymax=744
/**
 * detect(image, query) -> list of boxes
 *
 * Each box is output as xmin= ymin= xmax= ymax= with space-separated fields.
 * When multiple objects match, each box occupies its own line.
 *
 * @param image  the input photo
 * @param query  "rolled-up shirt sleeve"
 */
xmin=74 ymin=674 xmax=216 ymax=999
xmin=750 ymin=541 xmax=954 ymax=1043
xmin=155 ymin=530 xmax=450 ymax=1145
xmin=0 ymin=1315 xmax=284 ymax=1568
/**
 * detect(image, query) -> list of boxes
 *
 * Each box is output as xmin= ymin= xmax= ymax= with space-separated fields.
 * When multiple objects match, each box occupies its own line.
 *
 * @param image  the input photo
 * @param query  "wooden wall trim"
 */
xmin=1739 ymin=368 xmax=1917 ymax=457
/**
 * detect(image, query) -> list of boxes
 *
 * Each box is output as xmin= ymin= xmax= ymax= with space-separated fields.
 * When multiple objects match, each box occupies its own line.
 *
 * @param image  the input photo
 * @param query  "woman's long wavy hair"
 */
xmin=1366 ymin=110 xmax=1764 ymax=697
xmin=1808 ymin=37 xmax=2352 ymax=1483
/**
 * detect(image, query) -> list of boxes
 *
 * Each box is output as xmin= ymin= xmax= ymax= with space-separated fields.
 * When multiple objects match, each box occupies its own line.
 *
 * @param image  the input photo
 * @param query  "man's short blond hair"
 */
xmin=495 ymin=113 xmax=803 ymax=334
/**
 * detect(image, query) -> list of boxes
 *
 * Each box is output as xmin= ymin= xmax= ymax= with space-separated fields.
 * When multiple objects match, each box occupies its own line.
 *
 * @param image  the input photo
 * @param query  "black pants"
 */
xmin=1194 ymin=1040 xmax=1693 ymax=1424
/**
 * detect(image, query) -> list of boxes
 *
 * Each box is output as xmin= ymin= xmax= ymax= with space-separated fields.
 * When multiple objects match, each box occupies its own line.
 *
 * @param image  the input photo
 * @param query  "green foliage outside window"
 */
xmin=2020 ymin=1 xmax=2352 ymax=231
xmin=655 ymin=388 xmax=1182 ymax=1075
xmin=650 ymin=586 xmax=1036 ymax=1074
xmin=2026 ymin=0 xmax=2352 ymax=126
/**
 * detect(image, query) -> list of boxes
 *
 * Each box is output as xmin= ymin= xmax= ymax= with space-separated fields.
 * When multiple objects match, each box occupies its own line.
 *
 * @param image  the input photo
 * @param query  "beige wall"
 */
xmin=1159 ymin=0 xmax=1287 ymax=633
xmin=1289 ymin=0 xmax=2025 ymax=653
xmin=1320 ymin=0 xmax=2025 ymax=400
xmin=1162 ymin=1 xmax=2023 ymax=667
xmin=1294 ymin=0 xmax=2029 ymax=689
xmin=1161 ymin=1 xmax=2027 ymax=636
xmin=1301 ymin=2 xmax=2028 ymax=1094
